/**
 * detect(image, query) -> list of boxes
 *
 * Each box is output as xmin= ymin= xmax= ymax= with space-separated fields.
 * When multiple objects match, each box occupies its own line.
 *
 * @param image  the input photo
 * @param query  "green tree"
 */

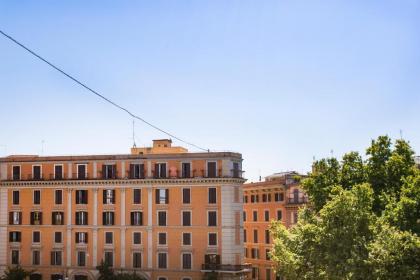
xmin=0 ymin=266 xmax=32 ymax=280
xmin=96 ymin=260 xmax=115 ymax=280
xmin=270 ymin=136 xmax=420 ymax=279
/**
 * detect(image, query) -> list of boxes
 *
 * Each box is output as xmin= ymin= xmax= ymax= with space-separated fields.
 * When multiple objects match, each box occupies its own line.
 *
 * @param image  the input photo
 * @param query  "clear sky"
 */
xmin=0 ymin=0 xmax=419 ymax=182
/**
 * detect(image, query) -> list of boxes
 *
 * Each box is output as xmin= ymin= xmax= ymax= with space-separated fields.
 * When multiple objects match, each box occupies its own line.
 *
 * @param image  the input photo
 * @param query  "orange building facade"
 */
xmin=0 ymin=140 xmax=249 ymax=280
xmin=243 ymin=172 xmax=307 ymax=280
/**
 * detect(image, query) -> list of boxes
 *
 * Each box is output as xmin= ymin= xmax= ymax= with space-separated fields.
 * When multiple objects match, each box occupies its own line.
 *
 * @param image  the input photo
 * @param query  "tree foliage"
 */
xmin=96 ymin=260 xmax=146 ymax=280
xmin=270 ymin=136 xmax=420 ymax=279
xmin=0 ymin=266 xmax=32 ymax=280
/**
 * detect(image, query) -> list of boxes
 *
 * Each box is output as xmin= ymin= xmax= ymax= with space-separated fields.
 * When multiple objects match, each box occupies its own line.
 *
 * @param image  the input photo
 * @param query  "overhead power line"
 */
xmin=0 ymin=29 xmax=209 ymax=152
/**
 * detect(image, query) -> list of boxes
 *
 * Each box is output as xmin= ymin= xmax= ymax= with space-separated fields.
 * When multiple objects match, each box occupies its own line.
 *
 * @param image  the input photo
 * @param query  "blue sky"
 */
xmin=1 ymin=1 xmax=419 ymax=181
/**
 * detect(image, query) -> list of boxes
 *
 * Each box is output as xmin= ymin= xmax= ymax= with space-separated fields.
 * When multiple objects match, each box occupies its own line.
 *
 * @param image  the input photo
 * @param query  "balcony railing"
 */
xmin=287 ymin=197 xmax=308 ymax=204
xmin=201 ymin=263 xmax=251 ymax=272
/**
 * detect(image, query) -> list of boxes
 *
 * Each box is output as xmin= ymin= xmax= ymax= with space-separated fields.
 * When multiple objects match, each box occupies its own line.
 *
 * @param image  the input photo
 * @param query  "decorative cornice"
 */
xmin=0 ymin=177 xmax=246 ymax=187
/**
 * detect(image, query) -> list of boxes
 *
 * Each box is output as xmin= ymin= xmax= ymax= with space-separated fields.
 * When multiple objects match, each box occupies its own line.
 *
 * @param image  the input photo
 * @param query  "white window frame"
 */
xmin=181 ymin=252 xmax=193 ymax=270
xmin=12 ymin=190 xmax=19 ymax=205
xmin=11 ymin=165 xmax=21 ymax=180
xmin=53 ymin=164 xmax=64 ymax=179
xmin=156 ymin=253 xmax=168 ymax=270
xmin=157 ymin=232 xmax=167 ymax=246
xmin=32 ymin=165 xmax=42 ymax=179
xmin=208 ymin=187 xmax=217 ymax=204
xmin=181 ymin=210 xmax=192 ymax=226
xmin=182 ymin=232 xmax=192 ymax=246
xmin=132 ymin=232 xmax=142 ymax=245
xmin=32 ymin=230 xmax=41 ymax=244
xmin=252 ymin=209 xmax=258 ymax=222
xmin=157 ymin=210 xmax=167 ymax=226
xmin=76 ymin=164 xmax=88 ymax=179
xmin=155 ymin=162 xmax=167 ymax=178
xmin=54 ymin=189 xmax=63 ymax=205
xmin=132 ymin=251 xmax=142 ymax=268
xmin=207 ymin=210 xmax=218 ymax=227
xmin=104 ymin=231 xmax=114 ymax=245
xmin=206 ymin=160 xmax=218 ymax=177
xmin=54 ymin=231 xmax=63 ymax=244
xmin=33 ymin=189 xmax=41 ymax=205
xmin=32 ymin=249 xmax=41 ymax=266
xmin=133 ymin=188 xmax=142 ymax=204
xmin=181 ymin=187 xmax=191 ymax=204
xmin=77 ymin=251 xmax=87 ymax=267
xmin=180 ymin=161 xmax=193 ymax=178
xmin=264 ymin=209 xmax=270 ymax=222
xmin=208 ymin=232 xmax=218 ymax=247
xmin=276 ymin=208 xmax=283 ymax=221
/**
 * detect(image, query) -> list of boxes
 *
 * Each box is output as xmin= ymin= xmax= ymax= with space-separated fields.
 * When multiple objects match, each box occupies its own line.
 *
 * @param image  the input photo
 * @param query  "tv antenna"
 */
xmin=132 ymin=119 xmax=137 ymax=148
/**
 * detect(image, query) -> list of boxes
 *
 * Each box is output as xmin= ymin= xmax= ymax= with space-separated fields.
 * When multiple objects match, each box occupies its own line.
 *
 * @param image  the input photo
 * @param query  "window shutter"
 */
xmin=51 ymin=252 xmax=54 ymax=265
xmin=102 ymin=165 xmax=106 ymax=178
xmin=216 ymin=255 xmax=221 ymax=264
xmin=85 ymin=232 xmax=88 ymax=243
xmin=102 ymin=212 xmax=106 ymax=225
xmin=112 ymin=190 xmax=116 ymax=204
xmin=75 ymin=233 xmax=79 ymax=243
xmin=155 ymin=189 xmax=159 ymax=204
xmin=39 ymin=213 xmax=43 ymax=225
xmin=154 ymin=164 xmax=159 ymax=178
xmin=103 ymin=190 xmax=106 ymax=204
xmin=129 ymin=164 xmax=134 ymax=178
xmin=165 ymin=189 xmax=169 ymax=204
xmin=112 ymin=165 xmax=117 ymax=178
xmin=161 ymin=163 xmax=166 ymax=178
xmin=9 ymin=212 xmax=13 ymax=225
xmin=75 ymin=191 xmax=79 ymax=204
xmin=140 ymin=212 xmax=143 ymax=225
xmin=140 ymin=164 xmax=145 ymax=178
xmin=19 ymin=213 xmax=22 ymax=225
xmin=30 ymin=212 xmax=34 ymax=225
xmin=51 ymin=212 xmax=55 ymax=225
xmin=130 ymin=212 xmax=134 ymax=225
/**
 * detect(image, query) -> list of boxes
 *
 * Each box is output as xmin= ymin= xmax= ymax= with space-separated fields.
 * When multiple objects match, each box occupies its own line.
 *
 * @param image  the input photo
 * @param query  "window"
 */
xmin=102 ymin=164 xmax=117 ymax=179
xmin=155 ymin=189 xmax=169 ymax=204
xmin=154 ymin=163 xmax=167 ymax=178
xmin=158 ymin=211 xmax=167 ymax=226
xmin=244 ymin=229 xmax=247 ymax=243
xmin=253 ymin=211 xmax=258 ymax=222
xmin=207 ymin=161 xmax=217 ymax=178
xmin=33 ymin=190 xmax=41 ymax=204
xmin=9 ymin=212 xmax=22 ymax=225
xmin=103 ymin=189 xmax=115 ymax=204
xmin=103 ymin=212 xmax=115 ymax=226
xmin=182 ymin=233 xmax=191 ymax=246
xmin=182 ymin=253 xmax=192 ymax=270
xmin=208 ymin=211 xmax=217 ymax=226
xmin=255 ymin=194 xmax=259 ymax=202
xmin=52 ymin=212 xmax=64 ymax=225
xmin=130 ymin=164 xmax=145 ymax=179
xmin=12 ymin=190 xmax=19 ymax=205
xmin=208 ymin=233 xmax=217 ymax=246
xmin=182 ymin=211 xmax=191 ymax=226
xmin=77 ymin=164 xmax=87 ymax=179
xmin=11 ymin=250 xmax=19 ymax=264
xmin=133 ymin=252 xmax=142 ymax=268
xmin=182 ymin=188 xmax=190 ymax=204
xmin=233 ymin=162 xmax=240 ymax=178
xmin=265 ymin=230 xmax=270 ymax=244
xmin=265 ymin=210 xmax=270 ymax=222
xmin=105 ymin=232 xmax=113 ymax=244
xmin=54 ymin=165 xmax=63 ymax=180
xmin=266 ymin=269 xmax=272 ymax=280
xmin=12 ymin=166 xmax=20 ymax=180
xmin=9 ymin=231 xmax=21 ymax=242
xmin=133 ymin=189 xmax=141 ymax=204
xmin=250 ymin=195 xmax=255 ymax=203
xmin=266 ymin=249 xmax=271 ymax=260
xmin=54 ymin=232 xmax=62 ymax=243
xmin=77 ymin=251 xmax=86 ymax=266
xmin=75 ymin=212 xmax=88 ymax=225
xmin=55 ymin=190 xmax=62 ymax=205
xmin=243 ymin=211 xmax=247 ymax=222
xmin=277 ymin=210 xmax=282 ymax=221
xmin=30 ymin=212 xmax=43 ymax=225
xmin=75 ymin=232 xmax=88 ymax=244
xmin=51 ymin=251 xmax=62 ymax=265
xmin=262 ymin=194 xmax=268 ymax=202
xmin=33 ymin=231 xmax=41 ymax=243
xmin=293 ymin=212 xmax=298 ymax=224
xmin=208 ymin=187 xmax=217 ymax=204
xmin=244 ymin=248 xmax=248 ymax=258
xmin=251 ymin=248 xmax=259 ymax=259
xmin=244 ymin=195 xmax=248 ymax=203
xmin=32 ymin=250 xmax=40 ymax=265
xmin=158 ymin=232 xmax=167 ymax=245
xmin=104 ymin=251 xmax=113 ymax=266
xmin=33 ymin=165 xmax=42 ymax=180
xmin=253 ymin=229 xmax=258 ymax=243
xmin=75 ymin=190 xmax=88 ymax=204
xmin=130 ymin=211 xmax=143 ymax=226
xmin=275 ymin=193 xmax=284 ymax=202
xmin=158 ymin=253 xmax=167 ymax=269
xmin=252 ymin=267 xmax=259 ymax=278
xmin=133 ymin=232 xmax=141 ymax=245
xmin=181 ymin=162 xmax=191 ymax=178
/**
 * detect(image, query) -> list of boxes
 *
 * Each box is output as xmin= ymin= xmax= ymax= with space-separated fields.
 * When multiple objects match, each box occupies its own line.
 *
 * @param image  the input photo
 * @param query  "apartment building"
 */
xmin=243 ymin=172 xmax=307 ymax=280
xmin=0 ymin=139 xmax=249 ymax=280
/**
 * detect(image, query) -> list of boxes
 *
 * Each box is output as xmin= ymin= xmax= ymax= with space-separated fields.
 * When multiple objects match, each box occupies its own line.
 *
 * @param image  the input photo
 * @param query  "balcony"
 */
xmin=287 ymin=197 xmax=308 ymax=204
xmin=201 ymin=263 xmax=251 ymax=273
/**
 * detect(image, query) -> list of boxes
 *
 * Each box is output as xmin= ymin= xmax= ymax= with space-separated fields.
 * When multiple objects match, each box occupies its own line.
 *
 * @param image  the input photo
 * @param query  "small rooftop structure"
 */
xmin=130 ymin=139 xmax=188 ymax=155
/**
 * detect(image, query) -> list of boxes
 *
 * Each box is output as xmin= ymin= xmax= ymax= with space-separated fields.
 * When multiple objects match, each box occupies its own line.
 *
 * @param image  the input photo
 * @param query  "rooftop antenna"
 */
xmin=132 ymin=119 xmax=137 ymax=148
xmin=330 ymin=149 xmax=334 ymax=157
xmin=258 ymin=169 xmax=262 ymax=182
xmin=399 ymin=129 xmax=403 ymax=140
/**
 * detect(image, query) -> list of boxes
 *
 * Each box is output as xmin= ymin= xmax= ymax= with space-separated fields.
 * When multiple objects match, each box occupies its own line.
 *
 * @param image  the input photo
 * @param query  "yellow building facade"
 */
xmin=0 ymin=140 xmax=248 ymax=280
xmin=243 ymin=172 xmax=307 ymax=280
